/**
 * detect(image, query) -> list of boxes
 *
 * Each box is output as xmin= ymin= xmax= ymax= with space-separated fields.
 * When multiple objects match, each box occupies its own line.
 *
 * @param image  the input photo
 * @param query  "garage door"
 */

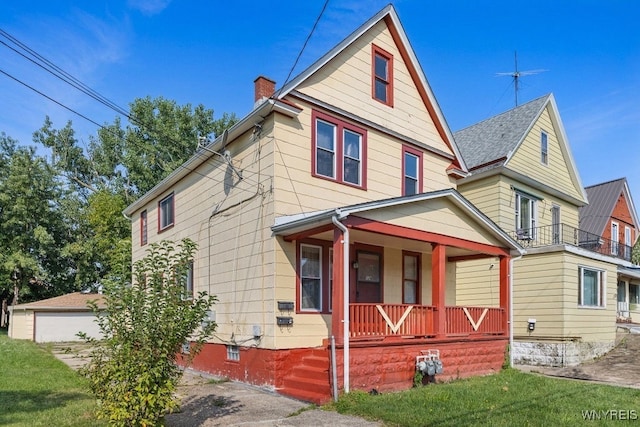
xmin=34 ymin=311 xmax=102 ymax=343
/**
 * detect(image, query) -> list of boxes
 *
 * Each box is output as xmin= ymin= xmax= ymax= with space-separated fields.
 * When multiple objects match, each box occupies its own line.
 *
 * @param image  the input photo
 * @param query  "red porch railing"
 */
xmin=349 ymin=303 xmax=435 ymax=338
xmin=348 ymin=304 xmax=506 ymax=339
xmin=445 ymin=306 xmax=505 ymax=335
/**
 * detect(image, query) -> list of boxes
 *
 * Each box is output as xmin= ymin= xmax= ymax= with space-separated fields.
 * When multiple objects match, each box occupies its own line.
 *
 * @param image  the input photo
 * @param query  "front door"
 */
xmin=355 ymin=250 xmax=382 ymax=303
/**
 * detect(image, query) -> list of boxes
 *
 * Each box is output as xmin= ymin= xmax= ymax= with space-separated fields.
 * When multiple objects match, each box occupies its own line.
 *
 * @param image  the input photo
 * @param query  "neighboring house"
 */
xmin=124 ymin=5 xmax=523 ymax=403
xmin=8 ymin=292 xmax=105 ymax=343
xmin=580 ymin=178 xmax=640 ymax=321
xmin=455 ymin=94 xmax=630 ymax=367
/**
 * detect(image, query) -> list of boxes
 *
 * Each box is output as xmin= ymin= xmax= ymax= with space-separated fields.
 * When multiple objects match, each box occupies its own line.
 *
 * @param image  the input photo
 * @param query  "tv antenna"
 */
xmin=496 ymin=51 xmax=547 ymax=107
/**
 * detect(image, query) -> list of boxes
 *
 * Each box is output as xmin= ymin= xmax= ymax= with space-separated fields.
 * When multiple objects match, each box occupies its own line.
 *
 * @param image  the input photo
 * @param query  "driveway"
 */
xmin=516 ymin=327 xmax=640 ymax=389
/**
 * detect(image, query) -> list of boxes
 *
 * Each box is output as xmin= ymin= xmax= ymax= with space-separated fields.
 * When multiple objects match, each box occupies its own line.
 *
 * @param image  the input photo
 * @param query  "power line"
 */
xmin=0 ymin=29 xmax=266 ymax=192
xmin=0 ymin=66 xmax=265 ymax=195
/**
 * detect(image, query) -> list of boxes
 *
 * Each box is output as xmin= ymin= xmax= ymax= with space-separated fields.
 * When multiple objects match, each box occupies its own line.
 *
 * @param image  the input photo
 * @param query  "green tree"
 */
xmin=32 ymin=97 xmax=237 ymax=294
xmin=0 ymin=135 xmax=73 ymax=305
xmin=81 ymin=239 xmax=216 ymax=425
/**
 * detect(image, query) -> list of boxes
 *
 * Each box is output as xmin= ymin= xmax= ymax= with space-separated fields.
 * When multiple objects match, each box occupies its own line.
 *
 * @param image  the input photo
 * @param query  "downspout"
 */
xmin=331 ymin=212 xmax=350 ymax=393
xmin=509 ymin=251 xmax=524 ymax=367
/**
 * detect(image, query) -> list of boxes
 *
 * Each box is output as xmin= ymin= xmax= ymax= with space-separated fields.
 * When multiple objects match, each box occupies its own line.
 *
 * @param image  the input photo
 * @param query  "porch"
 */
xmin=349 ymin=303 xmax=505 ymax=339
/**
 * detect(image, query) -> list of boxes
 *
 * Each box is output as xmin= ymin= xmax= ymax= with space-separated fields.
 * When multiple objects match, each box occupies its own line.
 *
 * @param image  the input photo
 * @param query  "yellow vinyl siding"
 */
xmin=296 ymin=21 xmax=452 ymax=158
xmin=507 ymin=107 xmax=584 ymax=202
xmin=273 ymin=103 xmax=455 ymax=217
xmin=460 ymin=174 xmax=580 ymax=236
xmin=512 ymin=251 xmax=617 ymax=343
xmin=455 ymin=257 xmax=501 ymax=307
xmin=130 ymin=117 xmax=281 ymax=349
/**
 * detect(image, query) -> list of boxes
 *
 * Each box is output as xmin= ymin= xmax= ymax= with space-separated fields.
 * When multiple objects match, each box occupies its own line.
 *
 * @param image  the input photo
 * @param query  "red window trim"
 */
xmin=402 ymin=145 xmax=423 ymax=196
xmin=402 ymin=251 xmax=421 ymax=304
xmin=140 ymin=210 xmax=148 ymax=246
xmin=371 ymin=44 xmax=394 ymax=107
xmin=158 ymin=192 xmax=175 ymax=233
xmin=311 ymin=110 xmax=368 ymax=190
xmin=296 ymin=238 xmax=334 ymax=314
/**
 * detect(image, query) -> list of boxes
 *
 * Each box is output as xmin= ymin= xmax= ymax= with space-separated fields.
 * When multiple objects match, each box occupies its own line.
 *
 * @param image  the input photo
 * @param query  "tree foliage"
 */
xmin=81 ymin=239 xmax=217 ymax=426
xmin=0 ymin=133 xmax=73 ymax=304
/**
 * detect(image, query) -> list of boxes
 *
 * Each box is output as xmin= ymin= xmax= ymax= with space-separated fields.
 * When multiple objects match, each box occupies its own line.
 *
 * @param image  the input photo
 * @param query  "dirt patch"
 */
xmin=519 ymin=331 xmax=640 ymax=388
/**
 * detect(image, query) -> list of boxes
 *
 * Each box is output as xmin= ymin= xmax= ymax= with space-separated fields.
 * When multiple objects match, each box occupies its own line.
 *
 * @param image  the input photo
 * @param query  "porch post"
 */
xmin=499 ymin=255 xmax=510 ymax=335
xmin=431 ymin=243 xmax=446 ymax=337
xmin=332 ymin=227 xmax=345 ymax=344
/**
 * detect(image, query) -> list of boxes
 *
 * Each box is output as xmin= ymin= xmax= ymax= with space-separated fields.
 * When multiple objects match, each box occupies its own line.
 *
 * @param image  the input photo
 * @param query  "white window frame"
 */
xmin=625 ymin=226 xmax=632 ymax=259
xmin=226 ymin=345 xmax=240 ymax=361
xmin=611 ymin=222 xmax=619 ymax=255
xmin=515 ymin=192 xmax=537 ymax=240
xmin=300 ymin=244 xmax=322 ymax=312
xmin=541 ymin=131 xmax=548 ymax=165
xmin=315 ymin=119 xmax=337 ymax=180
xmin=404 ymin=152 xmax=419 ymax=196
xmin=342 ymin=129 xmax=362 ymax=185
xmin=159 ymin=193 xmax=175 ymax=231
xmin=578 ymin=266 xmax=606 ymax=308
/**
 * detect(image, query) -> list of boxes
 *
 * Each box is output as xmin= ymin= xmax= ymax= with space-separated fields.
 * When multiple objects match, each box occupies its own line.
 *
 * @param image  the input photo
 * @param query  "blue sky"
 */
xmin=1 ymin=1 xmax=639 ymax=202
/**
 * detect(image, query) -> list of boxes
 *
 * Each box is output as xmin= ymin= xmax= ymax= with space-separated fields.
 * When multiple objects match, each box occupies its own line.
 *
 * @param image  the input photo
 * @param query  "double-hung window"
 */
xmin=402 ymin=146 xmax=422 ymax=196
xmin=300 ymin=244 xmax=322 ymax=311
xmin=158 ymin=193 xmax=175 ymax=231
xmin=312 ymin=111 xmax=366 ymax=188
xmin=541 ymin=131 xmax=548 ymax=165
xmin=579 ymin=266 xmax=605 ymax=307
xmin=403 ymin=252 xmax=420 ymax=304
xmin=515 ymin=192 xmax=537 ymax=240
xmin=184 ymin=260 xmax=194 ymax=299
xmin=140 ymin=210 xmax=148 ymax=245
xmin=372 ymin=44 xmax=393 ymax=106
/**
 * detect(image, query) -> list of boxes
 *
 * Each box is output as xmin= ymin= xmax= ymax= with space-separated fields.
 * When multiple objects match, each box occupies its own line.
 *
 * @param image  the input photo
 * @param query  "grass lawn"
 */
xmin=328 ymin=368 xmax=640 ymax=426
xmin=0 ymin=329 xmax=104 ymax=426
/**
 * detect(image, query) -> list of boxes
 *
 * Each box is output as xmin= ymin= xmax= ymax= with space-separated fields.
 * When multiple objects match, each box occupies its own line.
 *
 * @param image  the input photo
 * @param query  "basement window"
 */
xmin=226 ymin=345 xmax=240 ymax=361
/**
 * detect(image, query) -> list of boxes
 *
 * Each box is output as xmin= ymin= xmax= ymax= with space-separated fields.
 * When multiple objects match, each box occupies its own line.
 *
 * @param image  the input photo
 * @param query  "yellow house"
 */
xmin=123 ymin=5 xmax=522 ymax=403
xmin=455 ymin=94 xmax=633 ymax=366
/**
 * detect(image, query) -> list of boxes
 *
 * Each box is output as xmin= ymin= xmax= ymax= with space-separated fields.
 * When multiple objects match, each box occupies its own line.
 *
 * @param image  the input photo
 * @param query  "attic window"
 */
xmin=541 ymin=131 xmax=548 ymax=165
xmin=372 ymin=45 xmax=393 ymax=107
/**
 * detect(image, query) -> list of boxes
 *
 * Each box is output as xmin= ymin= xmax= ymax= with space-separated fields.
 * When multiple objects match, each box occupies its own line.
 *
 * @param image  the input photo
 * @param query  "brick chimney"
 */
xmin=254 ymin=76 xmax=276 ymax=104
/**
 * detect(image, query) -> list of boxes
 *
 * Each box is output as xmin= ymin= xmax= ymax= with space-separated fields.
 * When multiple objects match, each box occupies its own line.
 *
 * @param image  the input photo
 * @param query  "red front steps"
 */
xmin=279 ymin=350 xmax=332 ymax=404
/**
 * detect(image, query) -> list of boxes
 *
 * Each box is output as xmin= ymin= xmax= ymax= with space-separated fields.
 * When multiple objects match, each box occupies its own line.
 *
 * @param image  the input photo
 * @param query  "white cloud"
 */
xmin=128 ymin=0 xmax=172 ymax=15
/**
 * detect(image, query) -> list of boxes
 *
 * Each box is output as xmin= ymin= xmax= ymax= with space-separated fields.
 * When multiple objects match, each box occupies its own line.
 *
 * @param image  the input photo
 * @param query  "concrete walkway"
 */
xmin=50 ymin=343 xmax=381 ymax=427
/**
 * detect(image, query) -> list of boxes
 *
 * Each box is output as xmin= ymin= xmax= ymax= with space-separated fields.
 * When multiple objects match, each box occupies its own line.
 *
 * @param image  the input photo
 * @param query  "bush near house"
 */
xmin=80 ymin=239 xmax=217 ymax=426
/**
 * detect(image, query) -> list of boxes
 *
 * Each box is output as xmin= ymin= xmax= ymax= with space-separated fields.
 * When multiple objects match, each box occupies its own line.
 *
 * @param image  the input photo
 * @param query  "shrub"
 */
xmin=81 ymin=239 xmax=216 ymax=426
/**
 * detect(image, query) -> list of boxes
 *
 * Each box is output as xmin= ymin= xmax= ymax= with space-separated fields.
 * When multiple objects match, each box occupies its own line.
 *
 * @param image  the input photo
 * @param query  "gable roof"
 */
xmin=11 ymin=292 xmax=106 ymax=310
xmin=580 ymin=178 xmax=640 ymax=239
xmin=124 ymin=5 xmax=467 ymax=216
xmin=454 ymin=93 xmax=588 ymax=205
xmin=277 ymin=4 xmax=467 ymax=172
xmin=454 ymin=95 xmax=549 ymax=171
xmin=272 ymin=188 xmax=523 ymax=254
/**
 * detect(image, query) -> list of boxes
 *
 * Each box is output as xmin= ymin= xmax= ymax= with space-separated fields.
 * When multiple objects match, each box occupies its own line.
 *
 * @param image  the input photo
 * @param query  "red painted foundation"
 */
xmin=179 ymin=338 xmax=508 ymax=404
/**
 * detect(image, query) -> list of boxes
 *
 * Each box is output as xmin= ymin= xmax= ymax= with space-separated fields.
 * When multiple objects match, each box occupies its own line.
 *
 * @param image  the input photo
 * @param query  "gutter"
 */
xmin=331 ymin=211 xmax=350 ymax=394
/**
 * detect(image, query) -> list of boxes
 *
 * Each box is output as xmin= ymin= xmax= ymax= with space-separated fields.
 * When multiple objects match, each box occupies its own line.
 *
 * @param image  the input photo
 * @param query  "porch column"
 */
xmin=499 ymin=255 xmax=510 ymax=335
xmin=431 ymin=243 xmax=446 ymax=337
xmin=332 ymin=227 xmax=345 ymax=344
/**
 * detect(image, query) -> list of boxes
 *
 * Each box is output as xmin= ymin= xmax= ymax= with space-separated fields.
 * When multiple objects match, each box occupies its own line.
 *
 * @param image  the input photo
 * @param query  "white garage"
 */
xmin=8 ymin=292 xmax=105 ymax=342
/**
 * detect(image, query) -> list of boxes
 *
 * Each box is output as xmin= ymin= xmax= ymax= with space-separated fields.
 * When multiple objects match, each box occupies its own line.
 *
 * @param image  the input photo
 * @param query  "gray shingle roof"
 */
xmin=453 ymin=95 xmax=550 ymax=171
xmin=579 ymin=178 xmax=627 ymax=236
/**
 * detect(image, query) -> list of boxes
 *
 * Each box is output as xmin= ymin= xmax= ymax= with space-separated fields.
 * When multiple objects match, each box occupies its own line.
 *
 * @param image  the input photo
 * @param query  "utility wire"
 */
xmin=0 ymin=65 xmax=265 ymax=195
xmin=0 ymin=28 xmax=267 ymax=190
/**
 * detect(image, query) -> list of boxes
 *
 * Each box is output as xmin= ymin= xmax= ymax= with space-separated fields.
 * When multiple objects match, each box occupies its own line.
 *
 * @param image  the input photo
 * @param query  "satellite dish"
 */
xmin=220 ymin=129 xmax=229 ymax=151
